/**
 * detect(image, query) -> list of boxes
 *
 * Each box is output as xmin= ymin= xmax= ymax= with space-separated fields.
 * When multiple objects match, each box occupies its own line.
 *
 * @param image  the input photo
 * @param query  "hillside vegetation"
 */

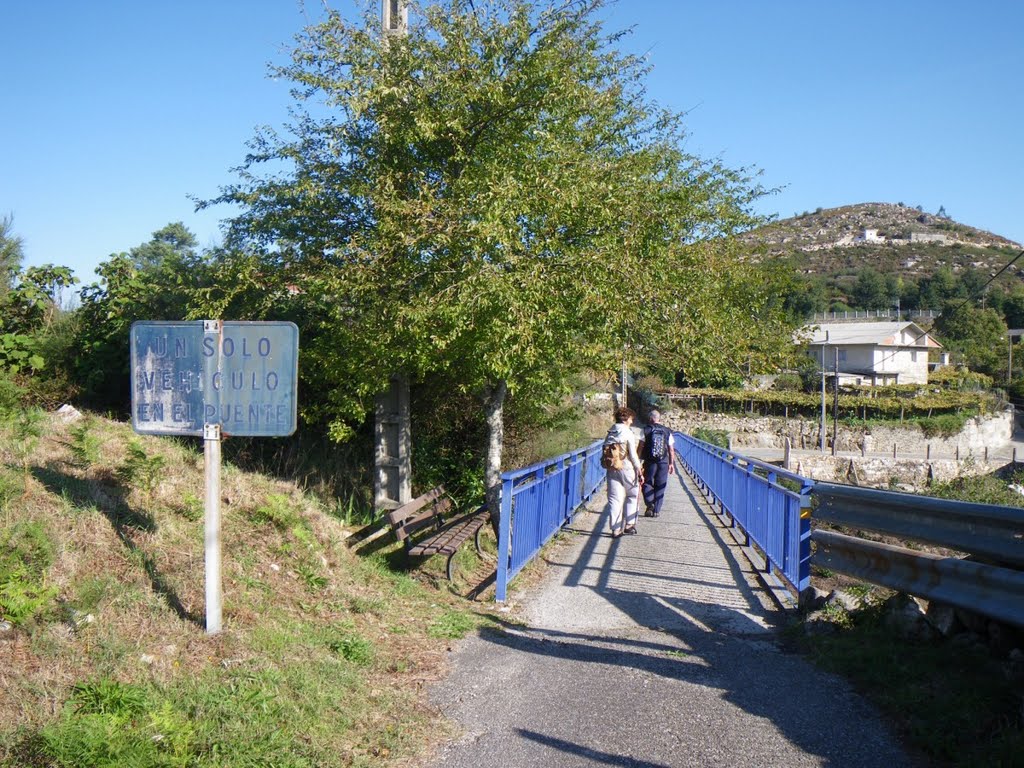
xmin=748 ymin=202 xmax=1020 ymax=273
xmin=0 ymin=408 xmax=497 ymax=767
xmin=743 ymin=202 xmax=1024 ymax=324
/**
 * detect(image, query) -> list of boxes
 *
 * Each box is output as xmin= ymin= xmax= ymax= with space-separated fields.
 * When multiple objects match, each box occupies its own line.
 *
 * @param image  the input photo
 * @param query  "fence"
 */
xmin=495 ymin=439 xmax=605 ymax=601
xmin=675 ymin=433 xmax=1024 ymax=629
xmin=812 ymin=483 xmax=1024 ymax=628
xmin=811 ymin=309 xmax=939 ymax=323
xmin=675 ymin=433 xmax=812 ymax=596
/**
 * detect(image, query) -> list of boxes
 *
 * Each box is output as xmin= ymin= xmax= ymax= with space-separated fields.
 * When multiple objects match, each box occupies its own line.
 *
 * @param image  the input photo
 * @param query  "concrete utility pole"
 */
xmin=374 ymin=1 xmax=412 ymax=512
xmin=832 ymin=346 xmax=839 ymax=456
xmin=820 ymin=331 xmax=828 ymax=453
xmin=382 ymin=0 xmax=407 ymax=36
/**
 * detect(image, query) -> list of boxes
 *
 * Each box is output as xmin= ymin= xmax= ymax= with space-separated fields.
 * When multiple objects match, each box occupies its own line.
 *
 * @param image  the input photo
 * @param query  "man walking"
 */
xmin=641 ymin=409 xmax=675 ymax=517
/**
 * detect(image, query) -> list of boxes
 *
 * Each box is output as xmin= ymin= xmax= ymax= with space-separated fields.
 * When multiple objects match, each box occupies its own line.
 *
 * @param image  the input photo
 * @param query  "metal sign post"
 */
xmin=130 ymin=320 xmax=299 ymax=635
xmin=204 ymin=423 xmax=222 ymax=633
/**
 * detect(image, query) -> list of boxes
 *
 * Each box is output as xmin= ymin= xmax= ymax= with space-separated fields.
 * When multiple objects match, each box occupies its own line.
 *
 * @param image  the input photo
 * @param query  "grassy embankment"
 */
xmin=0 ymin=408 xmax=504 ymax=767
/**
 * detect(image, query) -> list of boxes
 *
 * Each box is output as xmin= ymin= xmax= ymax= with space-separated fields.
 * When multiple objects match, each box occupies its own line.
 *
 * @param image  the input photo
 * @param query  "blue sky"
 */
xmin=4 ymin=0 xmax=1022 ymax=286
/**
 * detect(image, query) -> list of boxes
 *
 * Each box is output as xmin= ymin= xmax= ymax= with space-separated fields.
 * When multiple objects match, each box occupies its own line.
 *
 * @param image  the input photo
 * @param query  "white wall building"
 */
xmin=802 ymin=321 xmax=941 ymax=386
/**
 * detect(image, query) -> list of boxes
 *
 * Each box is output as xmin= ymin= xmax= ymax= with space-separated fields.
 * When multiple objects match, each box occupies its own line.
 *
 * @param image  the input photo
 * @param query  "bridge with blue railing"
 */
xmin=494 ymin=431 xmax=1024 ymax=629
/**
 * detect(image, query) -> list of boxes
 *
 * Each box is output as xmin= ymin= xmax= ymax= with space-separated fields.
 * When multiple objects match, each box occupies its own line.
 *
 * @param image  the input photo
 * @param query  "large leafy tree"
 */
xmin=0 ymin=214 xmax=25 ymax=301
xmin=935 ymin=303 xmax=1008 ymax=378
xmin=203 ymin=0 xmax=786 ymax=516
xmin=75 ymin=223 xmax=207 ymax=409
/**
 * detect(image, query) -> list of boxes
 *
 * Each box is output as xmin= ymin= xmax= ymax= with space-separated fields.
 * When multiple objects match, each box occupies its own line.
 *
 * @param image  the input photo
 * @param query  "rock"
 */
xmin=883 ymin=593 xmax=935 ymax=641
xmin=828 ymin=589 xmax=862 ymax=612
xmin=955 ymin=606 xmax=990 ymax=635
xmin=925 ymin=602 xmax=962 ymax=637
xmin=987 ymin=621 xmax=1024 ymax=657
xmin=803 ymin=612 xmax=840 ymax=636
xmin=803 ymin=587 xmax=831 ymax=611
xmin=55 ymin=404 xmax=83 ymax=422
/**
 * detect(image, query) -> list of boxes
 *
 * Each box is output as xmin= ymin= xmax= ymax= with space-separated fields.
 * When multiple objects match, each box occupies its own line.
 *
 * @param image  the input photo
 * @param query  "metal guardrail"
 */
xmin=813 ymin=530 xmax=1024 ymax=629
xmin=813 ymin=482 xmax=1024 ymax=628
xmin=814 ymin=483 xmax=1024 ymax=568
xmin=675 ymin=433 xmax=812 ymax=595
xmin=495 ymin=439 xmax=604 ymax=601
xmin=675 ymin=437 xmax=1024 ymax=629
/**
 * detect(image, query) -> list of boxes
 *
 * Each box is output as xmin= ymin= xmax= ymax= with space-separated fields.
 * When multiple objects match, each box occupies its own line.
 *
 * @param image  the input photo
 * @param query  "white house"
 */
xmin=854 ymin=228 xmax=885 ymax=244
xmin=802 ymin=321 xmax=941 ymax=386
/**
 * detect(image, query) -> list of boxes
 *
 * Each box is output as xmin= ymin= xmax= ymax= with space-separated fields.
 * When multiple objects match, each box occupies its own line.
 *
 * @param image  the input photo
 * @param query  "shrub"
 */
xmin=69 ymin=419 xmax=102 ymax=468
xmin=773 ymin=373 xmax=803 ymax=392
xmin=692 ymin=427 xmax=729 ymax=448
xmin=116 ymin=441 xmax=166 ymax=496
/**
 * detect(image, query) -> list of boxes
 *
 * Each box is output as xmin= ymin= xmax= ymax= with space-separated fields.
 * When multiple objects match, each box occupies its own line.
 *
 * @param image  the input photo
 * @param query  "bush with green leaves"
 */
xmin=772 ymin=372 xmax=803 ymax=392
xmin=0 ymin=519 xmax=58 ymax=625
xmin=68 ymin=419 xmax=102 ymax=468
xmin=692 ymin=427 xmax=729 ymax=449
xmin=116 ymin=441 xmax=166 ymax=496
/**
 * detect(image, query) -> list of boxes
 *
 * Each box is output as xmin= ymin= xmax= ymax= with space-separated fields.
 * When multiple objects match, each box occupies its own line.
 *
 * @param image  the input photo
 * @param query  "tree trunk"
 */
xmin=483 ymin=378 xmax=508 ymax=532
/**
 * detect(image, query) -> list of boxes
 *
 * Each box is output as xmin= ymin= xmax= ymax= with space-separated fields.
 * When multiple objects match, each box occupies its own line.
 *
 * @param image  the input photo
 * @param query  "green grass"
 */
xmin=0 ymin=408 xmax=491 ymax=768
xmin=792 ymin=604 xmax=1024 ymax=767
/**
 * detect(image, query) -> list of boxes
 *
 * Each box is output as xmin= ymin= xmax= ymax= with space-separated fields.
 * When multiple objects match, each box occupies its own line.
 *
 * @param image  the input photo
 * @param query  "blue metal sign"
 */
xmin=130 ymin=321 xmax=299 ymax=437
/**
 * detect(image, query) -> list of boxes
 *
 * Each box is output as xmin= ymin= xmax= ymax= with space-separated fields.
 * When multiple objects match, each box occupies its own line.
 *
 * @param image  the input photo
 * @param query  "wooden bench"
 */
xmin=352 ymin=486 xmax=491 ymax=581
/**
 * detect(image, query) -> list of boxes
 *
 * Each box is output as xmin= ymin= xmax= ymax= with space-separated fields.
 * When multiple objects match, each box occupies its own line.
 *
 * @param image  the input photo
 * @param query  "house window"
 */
xmin=838 ymin=350 xmax=847 ymax=363
xmin=911 ymin=351 xmax=918 ymax=362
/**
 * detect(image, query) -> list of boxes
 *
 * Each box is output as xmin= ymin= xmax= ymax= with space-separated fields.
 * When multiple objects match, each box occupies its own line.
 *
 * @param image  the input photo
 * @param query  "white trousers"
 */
xmin=605 ymin=466 xmax=639 ymax=534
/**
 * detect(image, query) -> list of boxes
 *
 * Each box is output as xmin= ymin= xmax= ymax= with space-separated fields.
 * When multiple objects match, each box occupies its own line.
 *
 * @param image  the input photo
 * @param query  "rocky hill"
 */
xmin=743 ymin=202 xmax=1022 ymax=284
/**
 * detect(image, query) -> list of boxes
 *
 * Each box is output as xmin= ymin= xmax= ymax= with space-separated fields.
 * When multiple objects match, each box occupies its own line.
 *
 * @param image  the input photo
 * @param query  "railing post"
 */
xmin=796 ymin=481 xmax=814 ymax=607
xmin=495 ymin=475 xmax=515 ymax=602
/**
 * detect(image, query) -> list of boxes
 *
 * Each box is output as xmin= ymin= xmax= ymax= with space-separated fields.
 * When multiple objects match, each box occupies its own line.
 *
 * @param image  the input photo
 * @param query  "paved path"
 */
xmin=426 ymin=466 xmax=917 ymax=768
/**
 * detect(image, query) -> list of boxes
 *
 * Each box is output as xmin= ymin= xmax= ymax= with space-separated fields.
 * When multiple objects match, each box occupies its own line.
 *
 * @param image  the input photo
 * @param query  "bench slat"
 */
xmin=408 ymin=511 xmax=489 ymax=557
xmin=386 ymin=487 xmax=447 ymax=527
xmin=392 ymin=498 xmax=453 ymax=541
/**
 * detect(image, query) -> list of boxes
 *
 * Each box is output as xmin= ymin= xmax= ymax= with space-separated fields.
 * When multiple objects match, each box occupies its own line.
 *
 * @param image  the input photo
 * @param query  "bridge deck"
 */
xmin=426 ymin=466 xmax=913 ymax=767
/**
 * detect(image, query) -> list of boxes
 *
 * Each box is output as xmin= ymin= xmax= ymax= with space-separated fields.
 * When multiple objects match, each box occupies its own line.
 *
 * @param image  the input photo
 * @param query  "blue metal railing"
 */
xmin=674 ymin=432 xmax=812 ymax=596
xmin=490 ymin=428 xmax=1023 ymax=628
xmin=495 ymin=439 xmax=604 ymax=601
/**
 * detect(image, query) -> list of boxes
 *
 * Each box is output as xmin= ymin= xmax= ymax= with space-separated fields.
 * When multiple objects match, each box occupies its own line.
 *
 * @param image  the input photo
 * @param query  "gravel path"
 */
xmin=426 ymin=467 xmax=917 ymax=768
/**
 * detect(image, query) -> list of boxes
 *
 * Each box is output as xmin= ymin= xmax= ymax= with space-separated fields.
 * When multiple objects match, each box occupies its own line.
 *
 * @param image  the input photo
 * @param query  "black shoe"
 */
xmin=624 ymin=526 xmax=638 ymax=535
xmin=611 ymin=530 xmax=623 ymax=539
xmin=643 ymin=506 xmax=654 ymax=517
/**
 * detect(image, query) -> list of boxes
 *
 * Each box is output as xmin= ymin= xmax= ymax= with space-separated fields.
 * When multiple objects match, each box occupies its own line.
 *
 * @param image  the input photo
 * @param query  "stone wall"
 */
xmin=659 ymin=406 xmax=1016 ymax=491
xmin=786 ymin=455 xmax=1009 ymax=491
xmin=660 ymin=407 xmax=1013 ymax=460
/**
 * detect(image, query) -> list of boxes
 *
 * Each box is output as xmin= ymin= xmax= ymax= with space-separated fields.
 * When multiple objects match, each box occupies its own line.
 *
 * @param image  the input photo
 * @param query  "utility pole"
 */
xmin=382 ymin=0 xmax=407 ymax=35
xmin=832 ymin=346 xmax=839 ymax=456
xmin=374 ymin=1 xmax=412 ymax=513
xmin=1009 ymin=333 xmax=1014 ymax=385
xmin=820 ymin=331 xmax=828 ymax=453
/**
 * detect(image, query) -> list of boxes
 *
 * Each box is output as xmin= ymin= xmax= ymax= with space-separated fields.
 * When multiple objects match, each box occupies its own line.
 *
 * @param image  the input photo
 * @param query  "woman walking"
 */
xmin=603 ymin=407 xmax=644 ymax=538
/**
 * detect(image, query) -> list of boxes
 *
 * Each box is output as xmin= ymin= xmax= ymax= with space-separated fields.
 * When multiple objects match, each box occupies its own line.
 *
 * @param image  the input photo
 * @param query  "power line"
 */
xmin=937 ymin=247 xmax=1024 ymax=324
